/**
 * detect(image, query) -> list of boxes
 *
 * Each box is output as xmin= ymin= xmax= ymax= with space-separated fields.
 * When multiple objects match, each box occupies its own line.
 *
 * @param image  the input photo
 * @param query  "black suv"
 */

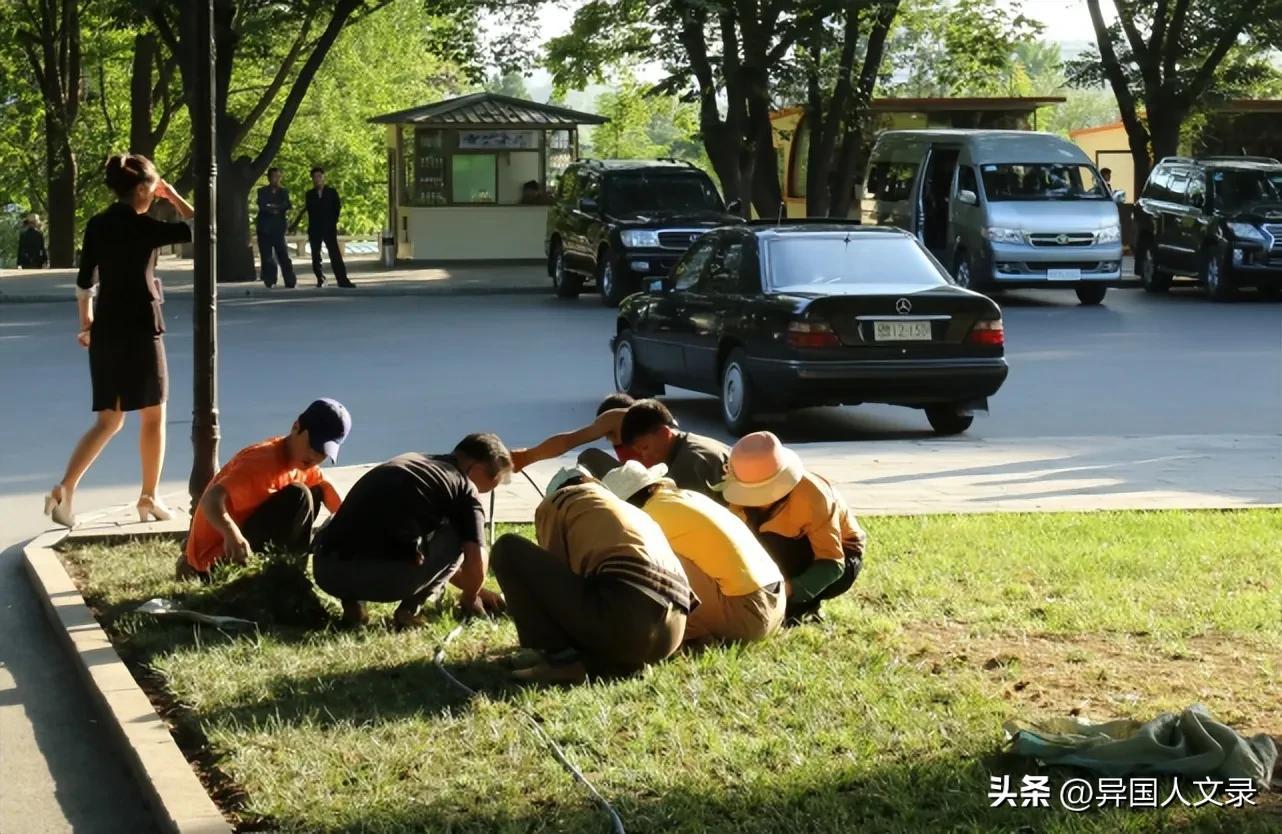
xmin=545 ymin=159 xmax=743 ymax=306
xmin=1134 ymin=156 xmax=1282 ymax=300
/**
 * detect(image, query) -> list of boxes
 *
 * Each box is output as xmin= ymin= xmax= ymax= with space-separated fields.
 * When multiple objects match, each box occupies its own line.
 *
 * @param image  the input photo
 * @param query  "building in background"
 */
xmin=370 ymin=93 xmax=606 ymax=262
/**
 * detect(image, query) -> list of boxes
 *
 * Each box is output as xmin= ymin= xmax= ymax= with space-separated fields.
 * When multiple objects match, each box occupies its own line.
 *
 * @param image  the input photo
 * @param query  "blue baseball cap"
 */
xmin=298 ymin=398 xmax=351 ymax=462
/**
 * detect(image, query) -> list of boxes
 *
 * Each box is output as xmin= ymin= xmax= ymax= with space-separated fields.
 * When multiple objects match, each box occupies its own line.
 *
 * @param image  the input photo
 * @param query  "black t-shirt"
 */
xmin=77 ymin=202 xmax=192 ymax=338
xmin=321 ymin=453 xmax=484 ymax=560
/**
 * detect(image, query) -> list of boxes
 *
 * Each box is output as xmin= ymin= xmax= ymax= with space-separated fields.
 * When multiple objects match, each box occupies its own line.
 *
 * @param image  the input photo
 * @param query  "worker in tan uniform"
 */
xmin=490 ymin=466 xmax=696 ymax=684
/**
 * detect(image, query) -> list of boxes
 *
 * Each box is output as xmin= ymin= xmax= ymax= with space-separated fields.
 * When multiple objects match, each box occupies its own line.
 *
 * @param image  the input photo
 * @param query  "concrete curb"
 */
xmin=0 ymin=284 xmax=550 ymax=305
xmin=22 ymin=529 xmax=233 ymax=834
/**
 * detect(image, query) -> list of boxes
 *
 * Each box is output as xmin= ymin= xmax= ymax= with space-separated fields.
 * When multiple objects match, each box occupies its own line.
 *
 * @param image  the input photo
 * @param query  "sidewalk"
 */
xmin=0 ymin=256 xmax=549 ymax=303
xmin=68 ymin=433 xmax=1281 ymax=536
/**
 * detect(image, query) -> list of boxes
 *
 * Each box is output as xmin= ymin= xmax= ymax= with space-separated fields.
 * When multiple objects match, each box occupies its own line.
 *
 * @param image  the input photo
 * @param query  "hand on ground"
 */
xmin=223 ymin=531 xmax=253 ymax=565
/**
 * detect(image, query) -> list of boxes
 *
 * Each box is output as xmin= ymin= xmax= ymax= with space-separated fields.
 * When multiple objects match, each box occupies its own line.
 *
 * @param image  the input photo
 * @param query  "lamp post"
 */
xmin=188 ymin=0 xmax=220 ymax=508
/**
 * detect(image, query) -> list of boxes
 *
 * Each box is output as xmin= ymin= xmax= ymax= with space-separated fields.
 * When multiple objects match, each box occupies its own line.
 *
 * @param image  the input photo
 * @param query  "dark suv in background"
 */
xmin=545 ymin=159 xmax=743 ymax=306
xmin=1134 ymin=156 xmax=1282 ymax=300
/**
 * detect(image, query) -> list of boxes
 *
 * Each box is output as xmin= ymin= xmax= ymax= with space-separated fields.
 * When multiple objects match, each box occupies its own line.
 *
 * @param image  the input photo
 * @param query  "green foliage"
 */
xmin=885 ymin=0 xmax=1043 ymax=97
xmin=237 ymin=0 xmax=471 ymax=234
xmin=485 ymin=71 xmax=531 ymax=99
xmin=587 ymin=73 xmax=707 ymax=169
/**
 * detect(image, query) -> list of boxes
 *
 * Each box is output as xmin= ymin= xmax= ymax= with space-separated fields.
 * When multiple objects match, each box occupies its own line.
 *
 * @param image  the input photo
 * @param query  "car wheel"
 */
xmin=551 ymin=245 xmax=582 ymax=299
xmin=1201 ymin=247 xmax=1235 ymax=302
xmin=925 ymin=406 xmax=974 ymax=436
xmin=953 ymin=250 xmax=976 ymax=289
xmin=720 ymin=349 xmax=759 ymax=436
xmin=1075 ymin=285 xmax=1107 ymax=305
xmin=1137 ymin=239 xmax=1170 ymax=294
xmin=613 ymin=331 xmax=663 ymax=397
xmin=598 ymin=249 xmax=633 ymax=308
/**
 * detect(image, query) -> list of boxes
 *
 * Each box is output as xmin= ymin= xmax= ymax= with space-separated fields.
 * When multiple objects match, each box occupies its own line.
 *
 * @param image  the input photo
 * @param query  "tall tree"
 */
xmin=12 ymin=0 xmax=82 ymax=266
xmin=1074 ymin=0 xmax=1282 ymax=194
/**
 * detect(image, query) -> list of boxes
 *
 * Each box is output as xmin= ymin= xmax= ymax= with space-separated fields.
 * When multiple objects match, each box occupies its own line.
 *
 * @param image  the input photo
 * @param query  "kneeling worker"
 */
xmin=719 ymin=432 xmax=866 ymax=623
xmin=180 ymin=399 xmax=349 ymax=580
xmin=311 ymin=434 xmax=511 ymax=627
xmin=490 ymin=466 xmax=695 ymax=684
xmin=602 ymin=461 xmax=784 ymax=644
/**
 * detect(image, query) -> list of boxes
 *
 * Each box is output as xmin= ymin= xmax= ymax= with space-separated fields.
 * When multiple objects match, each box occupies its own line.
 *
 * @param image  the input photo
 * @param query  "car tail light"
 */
xmin=786 ymin=320 xmax=841 ymax=349
xmin=966 ymin=319 xmax=1004 ymax=346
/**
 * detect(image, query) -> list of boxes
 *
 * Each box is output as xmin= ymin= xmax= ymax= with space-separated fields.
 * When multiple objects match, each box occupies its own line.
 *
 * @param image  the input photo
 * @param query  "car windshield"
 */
xmin=767 ymin=235 xmax=948 ymax=290
xmin=980 ymin=163 xmax=1108 ymax=201
xmin=604 ymin=173 xmax=723 ymax=216
xmin=1211 ymin=169 xmax=1282 ymax=211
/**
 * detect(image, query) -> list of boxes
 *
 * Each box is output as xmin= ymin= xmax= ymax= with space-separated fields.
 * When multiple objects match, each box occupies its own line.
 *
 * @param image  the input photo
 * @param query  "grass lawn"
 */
xmin=62 ymin=510 xmax=1282 ymax=834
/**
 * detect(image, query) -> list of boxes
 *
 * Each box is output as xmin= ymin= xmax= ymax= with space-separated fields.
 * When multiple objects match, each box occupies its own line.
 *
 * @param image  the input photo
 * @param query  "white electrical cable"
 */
xmin=431 ymin=625 xmax=626 ymax=834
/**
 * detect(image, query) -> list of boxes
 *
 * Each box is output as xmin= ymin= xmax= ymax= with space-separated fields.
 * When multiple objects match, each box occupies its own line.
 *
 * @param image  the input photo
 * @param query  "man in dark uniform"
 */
xmin=298 ymin=166 xmax=353 ymax=288
xmin=256 ymin=167 xmax=296 ymax=287
xmin=17 ymin=213 xmax=47 ymax=269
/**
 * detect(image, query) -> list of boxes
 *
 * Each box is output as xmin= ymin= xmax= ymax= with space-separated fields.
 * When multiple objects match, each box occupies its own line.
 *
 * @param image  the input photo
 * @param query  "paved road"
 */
xmin=0 ymin=284 xmax=1278 ymax=832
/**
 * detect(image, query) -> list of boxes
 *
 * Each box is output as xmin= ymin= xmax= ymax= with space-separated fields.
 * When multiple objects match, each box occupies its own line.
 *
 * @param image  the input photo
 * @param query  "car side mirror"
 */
xmin=578 ymin=197 xmax=598 ymax=213
xmin=957 ymin=189 xmax=978 ymax=206
xmin=1112 ymin=190 xmax=1127 ymax=204
xmin=726 ymin=198 xmax=743 ymax=214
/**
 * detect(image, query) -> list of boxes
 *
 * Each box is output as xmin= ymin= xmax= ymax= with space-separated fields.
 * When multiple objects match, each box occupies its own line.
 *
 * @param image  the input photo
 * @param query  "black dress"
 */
xmin=76 ymin=203 xmax=192 ymax=412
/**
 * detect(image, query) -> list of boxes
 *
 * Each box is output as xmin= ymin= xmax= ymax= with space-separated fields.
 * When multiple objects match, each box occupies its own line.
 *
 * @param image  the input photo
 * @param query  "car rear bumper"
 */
xmin=748 ymin=356 xmax=1009 ymax=406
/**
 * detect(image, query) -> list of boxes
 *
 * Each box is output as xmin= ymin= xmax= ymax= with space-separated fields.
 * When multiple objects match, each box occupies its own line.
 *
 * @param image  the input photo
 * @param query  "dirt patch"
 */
xmin=901 ymin=621 xmax=1282 ymax=737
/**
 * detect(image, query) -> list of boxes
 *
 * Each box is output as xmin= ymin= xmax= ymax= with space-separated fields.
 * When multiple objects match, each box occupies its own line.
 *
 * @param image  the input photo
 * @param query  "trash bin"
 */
xmin=381 ymin=230 xmax=395 ymax=267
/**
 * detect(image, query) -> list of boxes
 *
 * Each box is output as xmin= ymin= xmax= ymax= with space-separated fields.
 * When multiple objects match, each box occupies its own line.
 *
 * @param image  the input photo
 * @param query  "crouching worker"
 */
xmin=620 ymin=399 xmax=730 ymax=499
xmin=180 ymin=399 xmax=349 ymax=581
xmin=720 ymin=432 xmax=866 ymax=624
xmin=602 ymin=461 xmax=784 ymax=644
xmin=311 ymin=434 xmax=510 ymax=628
xmin=490 ymin=466 xmax=695 ymax=684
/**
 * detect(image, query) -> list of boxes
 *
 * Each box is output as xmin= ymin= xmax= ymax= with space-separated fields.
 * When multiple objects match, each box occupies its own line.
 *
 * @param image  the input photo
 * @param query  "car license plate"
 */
xmin=1046 ymin=268 xmax=1082 ymax=280
xmin=874 ymin=321 xmax=932 ymax=341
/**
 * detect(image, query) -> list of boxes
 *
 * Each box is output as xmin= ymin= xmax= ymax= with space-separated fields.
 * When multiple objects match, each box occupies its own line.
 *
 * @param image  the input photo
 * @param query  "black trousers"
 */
xmin=758 ymin=533 xmax=863 ymax=621
xmin=312 ymin=523 xmax=463 ymax=612
xmin=257 ymin=230 xmax=297 ymax=287
xmin=240 ymin=484 xmax=324 ymax=555
xmin=309 ymin=230 xmax=349 ymax=285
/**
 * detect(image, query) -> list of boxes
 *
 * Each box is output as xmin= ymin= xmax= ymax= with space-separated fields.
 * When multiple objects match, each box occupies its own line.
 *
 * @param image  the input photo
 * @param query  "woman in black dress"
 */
xmin=43 ymin=154 xmax=194 ymax=528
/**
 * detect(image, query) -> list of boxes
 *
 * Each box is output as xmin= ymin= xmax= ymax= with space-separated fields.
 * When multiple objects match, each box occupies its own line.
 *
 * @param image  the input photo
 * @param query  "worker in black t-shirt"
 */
xmin=312 ymin=434 xmax=512 ymax=627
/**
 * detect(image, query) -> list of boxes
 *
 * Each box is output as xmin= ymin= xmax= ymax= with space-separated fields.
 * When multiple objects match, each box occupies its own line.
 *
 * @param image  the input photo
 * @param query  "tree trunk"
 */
xmin=130 ymin=33 xmax=157 ymax=157
xmin=743 ymin=64 xmax=781 ymax=218
xmin=45 ymin=115 xmax=77 ymax=266
xmin=216 ymin=157 xmax=256 ymax=282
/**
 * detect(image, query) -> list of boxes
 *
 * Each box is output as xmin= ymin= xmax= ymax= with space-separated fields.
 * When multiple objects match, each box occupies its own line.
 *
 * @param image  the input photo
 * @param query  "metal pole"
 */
xmin=189 ymin=0 xmax=220 ymax=508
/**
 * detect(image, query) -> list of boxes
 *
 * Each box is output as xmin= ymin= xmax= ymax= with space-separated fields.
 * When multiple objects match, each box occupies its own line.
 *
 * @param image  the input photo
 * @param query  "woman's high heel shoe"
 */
xmin=43 ymin=487 xmax=76 ymax=529
xmin=137 ymin=495 xmax=173 ymax=523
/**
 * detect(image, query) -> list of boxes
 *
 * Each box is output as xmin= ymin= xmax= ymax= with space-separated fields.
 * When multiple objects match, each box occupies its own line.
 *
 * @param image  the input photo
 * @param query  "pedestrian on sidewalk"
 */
xmin=311 ymin=435 xmax=511 ymax=628
xmin=43 ymin=154 xmax=194 ymax=529
xmin=17 ymin=212 xmax=47 ymax=269
xmin=509 ymin=392 xmax=637 ymax=476
xmin=719 ymin=431 xmax=866 ymax=625
xmin=602 ymin=460 xmax=784 ymax=645
xmin=179 ymin=399 xmax=350 ymax=581
xmin=256 ymin=167 xmax=297 ymax=287
xmin=490 ymin=467 xmax=694 ymax=684
xmin=620 ymin=399 xmax=730 ymax=500
xmin=294 ymin=166 xmax=353 ymax=288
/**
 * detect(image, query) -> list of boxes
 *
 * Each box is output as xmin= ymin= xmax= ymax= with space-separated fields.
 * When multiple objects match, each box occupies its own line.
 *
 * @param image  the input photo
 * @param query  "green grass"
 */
xmin=62 ymin=511 xmax=1282 ymax=834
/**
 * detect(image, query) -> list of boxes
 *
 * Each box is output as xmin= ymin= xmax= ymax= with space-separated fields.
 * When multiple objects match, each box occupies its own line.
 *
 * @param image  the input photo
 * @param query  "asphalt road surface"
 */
xmin=2 ymin=284 xmax=1280 ymax=535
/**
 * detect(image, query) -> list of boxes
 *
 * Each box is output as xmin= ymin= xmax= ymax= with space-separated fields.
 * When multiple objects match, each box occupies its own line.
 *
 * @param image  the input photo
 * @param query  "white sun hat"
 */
xmin=544 ymin=465 xmax=593 ymax=498
xmin=719 ymin=431 xmax=805 ymax=508
xmin=601 ymin=460 xmax=671 ymax=502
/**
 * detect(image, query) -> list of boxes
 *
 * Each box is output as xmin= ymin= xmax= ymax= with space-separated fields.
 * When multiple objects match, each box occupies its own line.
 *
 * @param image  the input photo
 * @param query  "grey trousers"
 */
xmin=490 ymin=533 xmax=685 ymax=677
xmin=312 ymin=523 xmax=463 ymax=611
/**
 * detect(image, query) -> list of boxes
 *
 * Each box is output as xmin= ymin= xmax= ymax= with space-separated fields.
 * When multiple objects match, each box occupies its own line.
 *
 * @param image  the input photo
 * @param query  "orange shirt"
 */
xmin=185 ymin=436 xmax=335 ymax=571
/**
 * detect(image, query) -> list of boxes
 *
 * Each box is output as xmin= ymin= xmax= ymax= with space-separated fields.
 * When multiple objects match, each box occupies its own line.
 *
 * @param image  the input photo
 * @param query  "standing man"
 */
xmin=256 ymin=167 xmax=297 ymax=288
xmin=299 ymin=166 xmax=353 ymax=288
xmin=17 ymin=213 xmax=47 ymax=269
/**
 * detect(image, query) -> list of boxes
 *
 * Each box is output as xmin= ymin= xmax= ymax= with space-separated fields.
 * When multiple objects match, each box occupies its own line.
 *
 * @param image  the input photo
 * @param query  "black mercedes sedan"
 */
xmin=610 ymin=222 xmax=1009 ymax=435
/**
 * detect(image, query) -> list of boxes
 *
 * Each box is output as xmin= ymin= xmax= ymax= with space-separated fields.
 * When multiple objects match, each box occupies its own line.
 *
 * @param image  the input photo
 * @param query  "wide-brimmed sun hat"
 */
xmin=601 ymin=460 xmax=670 ymax=502
xmin=718 ymin=431 xmax=804 ymax=507
xmin=544 ymin=465 xmax=592 ymax=498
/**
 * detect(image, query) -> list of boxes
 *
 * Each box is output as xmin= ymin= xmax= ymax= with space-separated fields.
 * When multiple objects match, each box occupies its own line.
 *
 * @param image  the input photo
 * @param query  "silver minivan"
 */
xmin=861 ymin=129 xmax=1128 ymax=305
